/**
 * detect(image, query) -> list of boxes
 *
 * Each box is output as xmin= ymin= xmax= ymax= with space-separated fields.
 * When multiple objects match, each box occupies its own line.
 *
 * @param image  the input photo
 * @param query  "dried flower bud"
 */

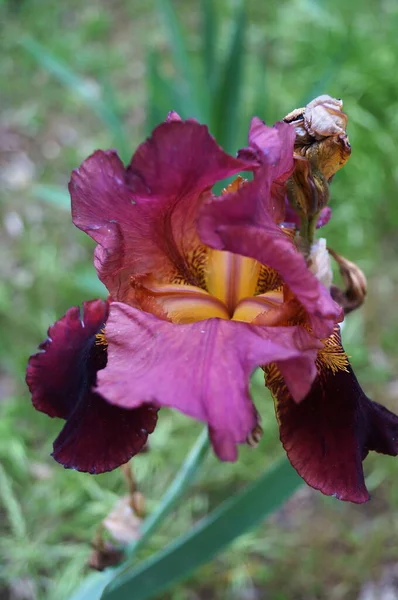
xmin=88 ymin=541 xmax=124 ymax=571
xmin=286 ymin=155 xmax=330 ymax=219
xmin=328 ymin=248 xmax=367 ymax=314
xmin=284 ymin=94 xmax=351 ymax=181
xmin=103 ymin=495 xmax=142 ymax=545
xmin=247 ymin=424 xmax=264 ymax=448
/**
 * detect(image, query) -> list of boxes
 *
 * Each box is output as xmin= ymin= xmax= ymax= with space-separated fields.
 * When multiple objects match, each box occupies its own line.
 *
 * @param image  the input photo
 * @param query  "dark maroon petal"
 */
xmin=198 ymin=171 xmax=341 ymax=338
xmin=26 ymin=299 xmax=109 ymax=419
xmin=26 ymin=299 xmax=158 ymax=473
xmin=97 ymin=302 xmax=320 ymax=461
xmin=53 ymin=394 xmax=157 ymax=474
xmin=70 ymin=121 xmax=252 ymax=301
xmin=269 ymin=341 xmax=398 ymax=503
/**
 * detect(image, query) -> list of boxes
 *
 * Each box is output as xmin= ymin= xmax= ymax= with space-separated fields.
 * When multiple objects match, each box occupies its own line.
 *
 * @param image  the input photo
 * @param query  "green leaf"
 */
xmin=211 ymin=1 xmax=247 ymax=150
xmin=155 ymin=0 xmax=204 ymax=120
xmin=21 ymin=37 xmax=130 ymax=161
xmin=69 ymin=572 xmax=114 ymax=600
xmin=146 ymin=49 xmax=186 ymax=131
xmin=0 ymin=463 xmax=27 ymax=540
xmin=30 ymin=184 xmax=70 ymax=210
xmin=102 ymin=458 xmax=302 ymax=600
xmin=201 ymin=0 xmax=219 ymax=92
xmin=67 ymin=430 xmax=210 ymax=600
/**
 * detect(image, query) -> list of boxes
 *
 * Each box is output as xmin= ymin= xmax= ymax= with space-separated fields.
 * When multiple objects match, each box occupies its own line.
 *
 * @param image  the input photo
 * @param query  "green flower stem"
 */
xmin=68 ymin=429 xmax=210 ymax=600
xmin=299 ymin=213 xmax=319 ymax=256
xmin=124 ymin=427 xmax=210 ymax=560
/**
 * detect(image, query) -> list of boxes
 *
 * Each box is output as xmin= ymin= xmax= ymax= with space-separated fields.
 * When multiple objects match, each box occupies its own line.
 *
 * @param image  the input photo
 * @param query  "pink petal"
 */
xmin=238 ymin=118 xmax=296 ymax=222
xmin=198 ymin=171 xmax=340 ymax=338
xmin=97 ymin=303 xmax=320 ymax=460
xmin=70 ymin=121 xmax=251 ymax=301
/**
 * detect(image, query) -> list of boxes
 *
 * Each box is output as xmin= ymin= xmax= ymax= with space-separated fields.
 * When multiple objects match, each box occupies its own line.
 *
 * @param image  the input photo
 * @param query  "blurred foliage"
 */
xmin=1 ymin=0 xmax=398 ymax=599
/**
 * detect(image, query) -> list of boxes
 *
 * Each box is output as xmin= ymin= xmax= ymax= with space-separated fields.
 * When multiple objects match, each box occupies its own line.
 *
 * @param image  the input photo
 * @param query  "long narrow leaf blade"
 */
xmin=146 ymin=50 xmax=186 ymax=131
xmin=155 ymin=0 xmax=204 ymax=119
xmin=211 ymin=2 xmax=247 ymax=150
xmin=102 ymin=458 xmax=302 ymax=600
xmin=201 ymin=0 xmax=218 ymax=91
xmin=21 ymin=37 xmax=129 ymax=159
xmin=30 ymin=184 xmax=71 ymax=210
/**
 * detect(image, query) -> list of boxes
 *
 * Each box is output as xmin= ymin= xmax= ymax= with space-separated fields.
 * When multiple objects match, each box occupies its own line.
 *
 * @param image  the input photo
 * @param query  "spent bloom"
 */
xmin=27 ymin=98 xmax=398 ymax=503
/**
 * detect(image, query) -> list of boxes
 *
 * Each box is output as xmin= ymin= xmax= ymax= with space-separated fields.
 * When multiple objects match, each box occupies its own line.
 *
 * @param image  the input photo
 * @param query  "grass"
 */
xmin=2 ymin=0 xmax=398 ymax=598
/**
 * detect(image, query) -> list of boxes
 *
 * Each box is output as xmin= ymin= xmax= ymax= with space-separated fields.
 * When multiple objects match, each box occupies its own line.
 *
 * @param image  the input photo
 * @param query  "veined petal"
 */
xmin=267 ymin=329 xmax=398 ymax=503
xmin=134 ymin=280 xmax=230 ymax=323
xmin=198 ymin=171 xmax=341 ymax=338
xmin=26 ymin=300 xmax=158 ymax=473
xmin=97 ymin=303 xmax=320 ymax=460
xmin=233 ymin=291 xmax=288 ymax=324
xmin=206 ymin=250 xmax=261 ymax=315
xmin=70 ymin=121 xmax=252 ymax=301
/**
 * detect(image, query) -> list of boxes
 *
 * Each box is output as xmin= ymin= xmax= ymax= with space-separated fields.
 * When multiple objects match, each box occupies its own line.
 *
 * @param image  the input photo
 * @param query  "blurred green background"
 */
xmin=2 ymin=0 xmax=398 ymax=598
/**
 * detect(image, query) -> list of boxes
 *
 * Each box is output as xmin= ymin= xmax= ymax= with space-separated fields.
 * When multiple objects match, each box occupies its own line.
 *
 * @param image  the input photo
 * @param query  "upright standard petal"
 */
xmin=266 ymin=330 xmax=398 ymax=503
xmin=70 ymin=120 xmax=251 ymax=301
xmin=97 ymin=302 xmax=320 ymax=461
xmin=198 ymin=172 xmax=341 ymax=338
xmin=238 ymin=118 xmax=296 ymax=222
xmin=26 ymin=300 xmax=157 ymax=473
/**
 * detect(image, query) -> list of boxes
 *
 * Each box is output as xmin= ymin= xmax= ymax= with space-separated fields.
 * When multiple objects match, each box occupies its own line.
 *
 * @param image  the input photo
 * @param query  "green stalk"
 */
xmin=124 ymin=427 xmax=210 ymax=560
xmin=69 ymin=429 xmax=210 ymax=600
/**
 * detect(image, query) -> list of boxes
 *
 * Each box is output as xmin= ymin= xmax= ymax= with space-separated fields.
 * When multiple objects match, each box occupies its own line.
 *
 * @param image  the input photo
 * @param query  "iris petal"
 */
xmin=267 ymin=329 xmax=398 ymax=503
xmin=70 ymin=120 xmax=252 ymax=302
xmin=198 ymin=169 xmax=341 ymax=338
xmin=26 ymin=299 xmax=158 ymax=473
xmin=97 ymin=302 xmax=321 ymax=460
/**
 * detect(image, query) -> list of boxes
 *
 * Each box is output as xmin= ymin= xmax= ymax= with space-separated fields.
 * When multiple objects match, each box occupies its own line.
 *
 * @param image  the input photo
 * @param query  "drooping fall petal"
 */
xmin=26 ymin=300 xmax=157 ymax=473
xmin=96 ymin=302 xmax=321 ymax=461
xmin=267 ymin=331 xmax=398 ymax=503
xmin=70 ymin=120 xmax=253 ymax=301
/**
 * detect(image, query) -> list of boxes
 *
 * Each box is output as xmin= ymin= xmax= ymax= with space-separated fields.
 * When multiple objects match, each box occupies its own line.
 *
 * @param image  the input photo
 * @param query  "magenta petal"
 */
xmin=125 ymin=119 xmax=248 ymax=202
xmin=198 ymin=173 xmax=340 ymax=338
xmin=97 ymin=303 xmax=320 ymax=460
xmin=26 ymin=300 xmax=157 ymax=473
xmin=316 ymin=206 xmax=332 ymax=228
xmin=238 ymin=119 xmax=296 ymax=222
xmin=275 ymin=360 xmax=398 ymax=503
xmin=70 ymin=121 xmax=251 ymax=300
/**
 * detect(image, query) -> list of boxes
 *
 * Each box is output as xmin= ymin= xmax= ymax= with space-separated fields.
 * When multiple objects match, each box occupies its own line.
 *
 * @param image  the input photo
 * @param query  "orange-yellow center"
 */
xmin=134 ymin=249 xmax=297 ymax=327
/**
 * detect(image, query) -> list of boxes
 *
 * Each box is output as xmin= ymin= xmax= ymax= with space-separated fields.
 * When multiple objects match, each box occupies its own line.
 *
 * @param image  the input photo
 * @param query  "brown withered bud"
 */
xmin=286 ymin=155 xmax=330 ymax=219
xmin=103 ymin=495 xmax=142 ymax=545
xmin=284 ymin=95 xmax=351 ymax=181
xmin=328 ymin=247 xmax=367 ymax=314
xmin=247 ymin=424 xmax=264 ymax=448
xmin=88 ymin=541 xmax=124 ymax=571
